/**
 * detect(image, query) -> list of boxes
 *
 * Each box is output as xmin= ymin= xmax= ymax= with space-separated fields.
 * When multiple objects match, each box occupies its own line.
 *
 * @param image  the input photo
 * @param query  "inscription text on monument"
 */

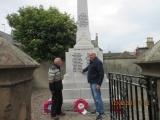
xmin=71 ymin=52 xmax=91 ymax=72
xmin=78 ymin=13 xmax=88 ymax=27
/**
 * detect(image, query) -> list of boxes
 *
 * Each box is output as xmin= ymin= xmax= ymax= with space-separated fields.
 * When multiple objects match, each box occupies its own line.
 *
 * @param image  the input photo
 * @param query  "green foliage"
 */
xmin=6 ymin=5 xmax=77 ymax=62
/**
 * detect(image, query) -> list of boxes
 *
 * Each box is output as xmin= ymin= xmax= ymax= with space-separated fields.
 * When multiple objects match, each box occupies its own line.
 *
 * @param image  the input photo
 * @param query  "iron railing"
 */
xmin=108 ymin=72 xmax=159 ymax=120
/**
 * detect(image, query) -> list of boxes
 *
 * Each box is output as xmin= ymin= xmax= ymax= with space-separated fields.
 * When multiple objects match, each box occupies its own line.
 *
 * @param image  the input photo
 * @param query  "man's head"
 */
xmin=89 ymin=51 xmax=96 ymax=61
xmin=54 ymin=58 xmax=62 ymax=66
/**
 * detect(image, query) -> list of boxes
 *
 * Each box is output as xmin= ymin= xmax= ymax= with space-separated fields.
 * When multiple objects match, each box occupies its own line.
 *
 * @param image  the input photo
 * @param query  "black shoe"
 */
xmin=96 ymin=113 xmax=106 ymax=120
xmin=90 ymin=110 xmax=98 ymax=115
xmin=57 ymin=112 xmax=66 ymax=116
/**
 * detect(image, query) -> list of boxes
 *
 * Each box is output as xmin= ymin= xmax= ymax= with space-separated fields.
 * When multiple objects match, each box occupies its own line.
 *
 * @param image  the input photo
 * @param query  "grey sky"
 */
xmin=0 ymin=0 xmax=160 ymax=53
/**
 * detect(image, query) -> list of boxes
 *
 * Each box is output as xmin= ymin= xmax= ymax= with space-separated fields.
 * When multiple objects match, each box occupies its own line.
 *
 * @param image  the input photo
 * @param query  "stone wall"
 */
xmin=103 ymin=57 xmax=142 ymax=78
xmin=33 ymin=57 xmax=142 ymax=88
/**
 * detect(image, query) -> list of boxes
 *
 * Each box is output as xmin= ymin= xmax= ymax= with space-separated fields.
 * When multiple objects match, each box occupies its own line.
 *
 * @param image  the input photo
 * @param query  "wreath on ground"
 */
xmin=43 ymin=100 xmax=52 ymax=114
xmin=74 ymin=99 xmax=88 ymax=113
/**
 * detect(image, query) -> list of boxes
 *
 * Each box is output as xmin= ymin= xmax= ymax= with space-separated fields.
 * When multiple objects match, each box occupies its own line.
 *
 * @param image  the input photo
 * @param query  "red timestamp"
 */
xmin=112 ymin=100 xmax=150 ymax=106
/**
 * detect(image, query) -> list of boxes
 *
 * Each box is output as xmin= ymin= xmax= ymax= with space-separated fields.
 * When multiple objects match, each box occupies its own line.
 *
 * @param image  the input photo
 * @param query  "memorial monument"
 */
xmin=62 ymin=0 xmax=109 ymax=108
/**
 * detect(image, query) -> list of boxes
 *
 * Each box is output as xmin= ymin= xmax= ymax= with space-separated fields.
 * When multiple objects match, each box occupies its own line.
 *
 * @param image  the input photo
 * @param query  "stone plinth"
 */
xmin=134 ymin=40 xmax=160 ymax=118
xmin=63 ymin=47 xmax=109 ymax=100
xmin=0 ymin=37 xmax=40 ymax=120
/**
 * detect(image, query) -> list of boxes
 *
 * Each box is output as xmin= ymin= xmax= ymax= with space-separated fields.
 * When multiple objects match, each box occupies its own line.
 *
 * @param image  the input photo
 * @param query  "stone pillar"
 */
xmin=0 ymin=37 xmax=40 ymax=120
xmin=135 ymin=40 xmax=160 ymax=119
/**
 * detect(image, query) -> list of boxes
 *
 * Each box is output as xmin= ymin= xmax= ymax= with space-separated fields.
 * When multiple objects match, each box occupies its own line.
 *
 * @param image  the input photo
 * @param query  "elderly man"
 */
xmin=80 ymin=52 xmax=106 ymax=120
xmin=48 ymin=58 xmax=65 ymax=120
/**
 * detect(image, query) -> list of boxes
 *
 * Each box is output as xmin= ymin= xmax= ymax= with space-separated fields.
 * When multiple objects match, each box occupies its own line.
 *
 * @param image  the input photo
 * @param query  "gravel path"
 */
xmin=31 ymin=88 xmax=110 ymax=120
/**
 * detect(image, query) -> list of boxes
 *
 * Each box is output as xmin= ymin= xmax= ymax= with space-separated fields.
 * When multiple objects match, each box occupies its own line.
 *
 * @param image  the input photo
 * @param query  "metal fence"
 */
xmin=108 ymin=72 xmax=159 ymax=120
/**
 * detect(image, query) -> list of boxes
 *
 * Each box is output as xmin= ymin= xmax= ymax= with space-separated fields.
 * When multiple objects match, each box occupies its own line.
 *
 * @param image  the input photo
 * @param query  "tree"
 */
xmin=6 ymin=5 xmax=77 ymax=62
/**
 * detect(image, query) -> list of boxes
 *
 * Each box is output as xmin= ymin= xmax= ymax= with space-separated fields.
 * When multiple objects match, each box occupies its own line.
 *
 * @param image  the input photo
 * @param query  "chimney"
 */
xmin=146 ymin=37 xmax=154 ymax=48
xmin=96 ymin=33 xmax=98 ymax=41
xmin=95 ymin=33 xmax=98 ymax=47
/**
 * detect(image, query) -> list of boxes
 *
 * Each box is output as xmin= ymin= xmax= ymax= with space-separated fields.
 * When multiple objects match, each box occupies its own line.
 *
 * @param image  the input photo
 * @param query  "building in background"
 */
xmin=91 ymin=33 xmax=103 ymax=51
xmin=0 ymin=30 xmax=19 ymax=46
xmin=135 ymin=37 xmax=154 ymax=56
xmin=103 ymin=51 xmax=136 ymax=59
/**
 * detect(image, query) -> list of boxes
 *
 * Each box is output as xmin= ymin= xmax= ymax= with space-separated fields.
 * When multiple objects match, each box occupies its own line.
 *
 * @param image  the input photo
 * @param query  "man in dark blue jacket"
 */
xmin=48 ymin=58 xmax=65 ymax=120
xmin=80 ymin=52 xmax=106 ymax=120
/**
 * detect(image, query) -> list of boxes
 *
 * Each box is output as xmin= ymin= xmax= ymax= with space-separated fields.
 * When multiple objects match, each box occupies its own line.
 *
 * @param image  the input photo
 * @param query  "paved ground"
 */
xmin=31 ymin=88 xmax=111 ymax=120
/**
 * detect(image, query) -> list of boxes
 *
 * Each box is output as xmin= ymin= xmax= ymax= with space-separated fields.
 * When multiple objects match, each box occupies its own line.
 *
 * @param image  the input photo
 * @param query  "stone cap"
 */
xmin=135 ymin=40 xmax=160 ymax=64
xmin=0 ymin=37 xmax=40 ymax=69
xmin=134 ymin=40 xmax=160 ymax=77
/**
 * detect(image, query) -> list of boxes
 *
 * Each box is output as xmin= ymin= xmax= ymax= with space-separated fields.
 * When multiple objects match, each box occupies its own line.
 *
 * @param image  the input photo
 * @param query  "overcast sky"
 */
xmin=0 ymin=0 xmax=160 ymax=53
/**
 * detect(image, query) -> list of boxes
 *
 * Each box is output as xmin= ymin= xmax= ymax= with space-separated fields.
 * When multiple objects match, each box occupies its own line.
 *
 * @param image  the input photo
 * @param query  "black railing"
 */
xmin=108 ymin=72 xmax=159 ymax=120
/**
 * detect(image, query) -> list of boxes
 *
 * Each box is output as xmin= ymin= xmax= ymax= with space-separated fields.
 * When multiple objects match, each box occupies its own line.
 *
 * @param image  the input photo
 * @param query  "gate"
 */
xmin=108 ymin=72 xmax=159 ymax=120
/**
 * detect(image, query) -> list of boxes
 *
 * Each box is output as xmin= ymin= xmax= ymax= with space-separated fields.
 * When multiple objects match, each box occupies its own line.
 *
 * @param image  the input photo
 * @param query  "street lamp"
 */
xmin=2 ymin=24 xmax=5 ymax=32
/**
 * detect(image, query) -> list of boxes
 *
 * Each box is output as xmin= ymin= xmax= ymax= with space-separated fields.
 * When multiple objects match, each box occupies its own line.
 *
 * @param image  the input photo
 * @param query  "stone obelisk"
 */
xmin=74 ymin=0 xmax=93 ymax=48
xmin=62 ymin=0 xmax=108 ymax=102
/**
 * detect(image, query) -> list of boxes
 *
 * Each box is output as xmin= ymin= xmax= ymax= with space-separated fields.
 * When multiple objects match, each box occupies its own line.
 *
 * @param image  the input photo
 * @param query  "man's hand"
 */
xmin=96 ymin=85 xmax=101 ymax=90
xmin=80 ymin=70 xmax=84 ymax=73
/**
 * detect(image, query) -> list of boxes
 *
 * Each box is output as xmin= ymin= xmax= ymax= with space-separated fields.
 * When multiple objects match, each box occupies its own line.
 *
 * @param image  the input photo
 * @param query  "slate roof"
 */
xmin=104 ymin=52 xmax=122 ymax=57
xmin=0 ymin=30 xmax=19 ymax=46
xmin=104 ymin=51 xmax=136 ymax=58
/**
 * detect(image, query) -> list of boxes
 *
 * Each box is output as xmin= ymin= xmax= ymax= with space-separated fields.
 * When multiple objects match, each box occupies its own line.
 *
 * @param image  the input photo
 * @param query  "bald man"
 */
xmin=48 ymin=58 xmax=65 ymax=120
xmin=80 ymin=52 xmax=106 ymax=120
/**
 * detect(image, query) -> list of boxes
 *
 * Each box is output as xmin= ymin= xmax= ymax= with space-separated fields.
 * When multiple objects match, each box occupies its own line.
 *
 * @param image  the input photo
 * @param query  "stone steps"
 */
xmin=63 ymin=82 xmax=109 ymax=89
xmin=63 ymin=88 xmax=109 ymax=99
xmin=63 ymin=82 xmax=109 ymax=99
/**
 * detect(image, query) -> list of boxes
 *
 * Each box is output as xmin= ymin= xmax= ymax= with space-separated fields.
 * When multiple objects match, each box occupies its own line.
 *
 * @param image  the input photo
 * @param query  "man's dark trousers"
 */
xmin=51 ymin=90 xmax=63 ymax=117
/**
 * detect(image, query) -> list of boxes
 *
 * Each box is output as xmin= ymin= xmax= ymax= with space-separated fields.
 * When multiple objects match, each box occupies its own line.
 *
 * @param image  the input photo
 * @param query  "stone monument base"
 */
xmin=62 ymin=46 xmax=109 ymax=110
xmin=63 ymin=81 xmax=109 ymax=99
xmin=62 ymin=81 xmax=110 ymax=111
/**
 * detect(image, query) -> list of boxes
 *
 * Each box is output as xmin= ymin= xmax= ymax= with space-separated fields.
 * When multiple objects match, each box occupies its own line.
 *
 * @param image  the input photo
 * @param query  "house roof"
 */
xmin=104 ymin=52 xmax=122 ymax=57
xmin=0 ymin=31 xmax=12 ymax=43
xmin=104 ymin=51 xmax=136 ymax=58
xmin=128 ymin=52 xmax=136 ymax=56
xmin=137 ymin=47 xmax=148 ymax=49
xmin=0 ymin=31 xmax=19 ymax=46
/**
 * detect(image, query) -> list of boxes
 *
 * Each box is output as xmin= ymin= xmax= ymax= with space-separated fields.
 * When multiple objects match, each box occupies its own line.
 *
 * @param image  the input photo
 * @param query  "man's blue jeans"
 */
xmin=90 ymin=84 xmax=104 ymax=114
